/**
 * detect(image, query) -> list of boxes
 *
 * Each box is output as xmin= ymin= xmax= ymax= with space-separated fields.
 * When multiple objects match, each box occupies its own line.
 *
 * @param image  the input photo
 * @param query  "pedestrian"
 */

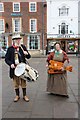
xmin=5 ymin=34 xmax=31 ymax=102
xmin=46 ymin=42 xmax=69 ymax=98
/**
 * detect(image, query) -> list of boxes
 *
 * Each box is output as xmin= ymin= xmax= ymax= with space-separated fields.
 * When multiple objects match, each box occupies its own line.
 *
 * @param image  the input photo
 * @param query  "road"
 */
xmin=1 ymin=56 xmax=80 ymax=119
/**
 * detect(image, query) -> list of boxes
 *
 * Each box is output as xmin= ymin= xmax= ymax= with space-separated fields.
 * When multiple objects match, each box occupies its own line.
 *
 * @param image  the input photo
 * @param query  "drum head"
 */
xmin=15 ymin=63 xmax=25 ymax=76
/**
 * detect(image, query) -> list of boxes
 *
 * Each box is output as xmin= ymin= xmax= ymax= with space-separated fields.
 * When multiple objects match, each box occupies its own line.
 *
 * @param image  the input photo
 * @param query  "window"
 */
xmin=30 ymin=19 xmax=37 ymax=32
xmin=0 ymin=3 xmax=4 ymax=12
xmin=13 ymin=3 xmax=20 ymax=12
xmin=59 ymin=6 xmax=69 ymax=16
xmin=58 ymin=23 xmax=68 ymax=34
xmin=29 ymin=2 xmax=37 ymax=12
xmin=12 ymin=18 xmax=21 ymax=32
xmin=28 ymin=35 xmax=40 ymax=50
xmin=58 ymin=25 xmax=60 ymax=34
xmin=1 ymin=36 xmax=8 ymax=50
xmin=0 ymin=19 xmax=5 ymax=33
xmin=67 ymin=41 xmax=78 ymax=53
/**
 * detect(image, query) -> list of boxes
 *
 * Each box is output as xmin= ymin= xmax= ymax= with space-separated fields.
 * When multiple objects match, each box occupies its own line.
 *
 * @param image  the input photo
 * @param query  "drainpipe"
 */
xmin=42 ymin=0 xmax=45 ymax=55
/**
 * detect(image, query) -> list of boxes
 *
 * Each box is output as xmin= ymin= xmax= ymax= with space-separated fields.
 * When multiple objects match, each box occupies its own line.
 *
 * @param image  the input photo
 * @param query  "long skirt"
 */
xmin=47 ymin=71 xmax=68 ymax=96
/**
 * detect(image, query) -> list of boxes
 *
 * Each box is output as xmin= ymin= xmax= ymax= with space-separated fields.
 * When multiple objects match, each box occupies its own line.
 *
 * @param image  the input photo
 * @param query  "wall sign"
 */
xmin=11 ymin=13 xmax=22 ymax=16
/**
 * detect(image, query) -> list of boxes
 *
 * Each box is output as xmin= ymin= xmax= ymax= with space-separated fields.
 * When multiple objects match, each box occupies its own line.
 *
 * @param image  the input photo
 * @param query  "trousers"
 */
xmin=13 ymin=75 xmax=26 ymax=89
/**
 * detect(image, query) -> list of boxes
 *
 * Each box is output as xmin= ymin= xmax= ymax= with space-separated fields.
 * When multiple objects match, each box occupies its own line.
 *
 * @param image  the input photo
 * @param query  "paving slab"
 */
xmin=53 ymin=102 xmax=78 ymax=118
xmin=3 ymin=112 xmax=31 ymax=118
xmin=31 ymin=100 xmax=53 ymax=117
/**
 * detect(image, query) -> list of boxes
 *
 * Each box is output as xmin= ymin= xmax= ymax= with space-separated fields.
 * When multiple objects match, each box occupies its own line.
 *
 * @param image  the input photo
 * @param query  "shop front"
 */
xmin=47 ymin=38 xmax=80 ymax=54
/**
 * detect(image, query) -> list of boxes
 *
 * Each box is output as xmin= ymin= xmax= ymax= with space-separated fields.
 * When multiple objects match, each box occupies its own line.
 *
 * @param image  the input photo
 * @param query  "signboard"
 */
xmin=11 ymin=13 xmax=22 ymax=16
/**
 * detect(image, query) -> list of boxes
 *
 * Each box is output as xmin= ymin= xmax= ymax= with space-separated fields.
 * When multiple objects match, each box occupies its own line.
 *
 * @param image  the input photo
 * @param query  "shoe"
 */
xmin=14 ymin=96 xmax=20 ymax=102
xmin=60 ymin=94 xmax=69 ymax=98
xmin=23 ymin=96 xmax=29 ymax=102
xmin=65 ymin=95 xmax=69 ymax=98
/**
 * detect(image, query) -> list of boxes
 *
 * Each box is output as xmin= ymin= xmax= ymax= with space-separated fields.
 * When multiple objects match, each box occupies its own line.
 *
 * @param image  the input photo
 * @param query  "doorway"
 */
xmin=61 ymin=41 xmax=65 ymax=51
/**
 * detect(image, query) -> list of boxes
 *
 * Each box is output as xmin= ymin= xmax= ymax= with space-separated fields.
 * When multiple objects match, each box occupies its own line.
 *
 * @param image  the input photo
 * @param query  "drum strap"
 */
xmin=20 ymin=45 xmax=30 ymax=65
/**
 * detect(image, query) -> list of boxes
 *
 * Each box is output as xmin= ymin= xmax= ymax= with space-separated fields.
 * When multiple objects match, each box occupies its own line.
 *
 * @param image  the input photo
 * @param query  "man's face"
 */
xmin=14 ymin=38 xmax=21 ymax=46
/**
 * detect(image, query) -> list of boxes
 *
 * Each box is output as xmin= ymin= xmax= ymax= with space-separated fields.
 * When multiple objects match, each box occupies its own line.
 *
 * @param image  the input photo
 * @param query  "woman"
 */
xmin=46 ymin=42 xmax=69 ymax=97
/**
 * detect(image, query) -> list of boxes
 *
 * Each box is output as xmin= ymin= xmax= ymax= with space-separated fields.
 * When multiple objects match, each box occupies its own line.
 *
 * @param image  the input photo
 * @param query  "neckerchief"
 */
xmin=55 ymin=50 xmax=62 ymax=57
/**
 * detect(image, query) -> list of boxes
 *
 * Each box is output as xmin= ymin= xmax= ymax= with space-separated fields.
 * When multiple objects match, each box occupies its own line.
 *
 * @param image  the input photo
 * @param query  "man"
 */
xmin=5 ymin=34 xmax=31 ymax=102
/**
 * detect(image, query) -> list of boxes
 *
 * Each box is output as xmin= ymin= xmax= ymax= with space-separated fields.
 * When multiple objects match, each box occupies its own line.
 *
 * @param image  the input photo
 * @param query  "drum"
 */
xmin=15 ymin=63 xmax=25 ymax=76
xmin=25 ymin=64 xmax=39 ymax=81
xmin=15 ymin=63 xmax=39 ymax=81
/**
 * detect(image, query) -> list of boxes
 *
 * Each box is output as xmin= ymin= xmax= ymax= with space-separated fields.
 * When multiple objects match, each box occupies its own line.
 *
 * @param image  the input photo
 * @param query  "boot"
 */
xmin=22 ymin=88 xmax=29 ymax=102
xmin=14 ymin=88 xmax=20 ymax=102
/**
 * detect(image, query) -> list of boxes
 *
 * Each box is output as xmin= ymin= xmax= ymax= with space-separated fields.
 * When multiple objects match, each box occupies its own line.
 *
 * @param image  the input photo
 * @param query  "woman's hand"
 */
xmin=60 ymin=67 xmax=64 ymax=71
xmin=46 ymin=64 xmax=48 ymax=68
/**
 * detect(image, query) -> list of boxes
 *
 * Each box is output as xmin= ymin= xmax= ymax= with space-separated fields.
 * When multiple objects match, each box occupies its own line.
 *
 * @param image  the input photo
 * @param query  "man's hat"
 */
xmin=12 ymin=34 xmax=22 ymax=40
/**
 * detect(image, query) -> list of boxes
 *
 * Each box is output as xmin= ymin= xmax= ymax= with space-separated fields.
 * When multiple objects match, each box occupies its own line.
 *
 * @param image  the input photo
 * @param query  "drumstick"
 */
xmin=20 ymin=45 xmax=25 ymax=52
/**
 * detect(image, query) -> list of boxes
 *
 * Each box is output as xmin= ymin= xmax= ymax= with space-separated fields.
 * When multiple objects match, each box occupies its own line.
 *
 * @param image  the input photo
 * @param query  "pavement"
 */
xmin=1 ymin=56 xmax=80 ymax=119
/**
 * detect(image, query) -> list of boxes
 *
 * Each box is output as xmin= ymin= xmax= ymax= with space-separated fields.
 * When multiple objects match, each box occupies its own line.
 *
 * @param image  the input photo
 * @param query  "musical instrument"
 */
xmin=15 ymin=63 xmax=39 ymax=81
xmin=48 ymin=60 xmax=72 ymax=74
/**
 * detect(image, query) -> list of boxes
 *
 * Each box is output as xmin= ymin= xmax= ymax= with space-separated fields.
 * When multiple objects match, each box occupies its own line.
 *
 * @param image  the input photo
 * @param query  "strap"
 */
xmin=20 ymin=45 xmax=30 ymax=65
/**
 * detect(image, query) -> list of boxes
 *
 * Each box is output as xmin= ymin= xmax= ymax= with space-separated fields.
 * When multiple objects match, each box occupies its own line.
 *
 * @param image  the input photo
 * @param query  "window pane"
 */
xmin=14 ymin=19 xmax=20 ymax=32
xmin=0 ymin=3 xmax=3 ymax=11
xmin=30 ymin=19 xmax=36 ymax=32
xmin=30 ymin=3 xmax=36 ymax=12
xmin=66 ymin=25 xmax=68 ymax=34
xmin=58 ymin=25 xmax=60 ymax=34
xmin=59 ymin=6 xmax=69 ymax=16
xmin=67 ymin=41 xmax=78 ymax=53
xmin=29 ymin=35 xmax=38 ymax=50
xmin=0 ymin=20 xmax=4 ymax=32
xmin=59 ymin=23 xmax=68 ymax=35
xmin=14 ymin=3 xmax=20 ymax=11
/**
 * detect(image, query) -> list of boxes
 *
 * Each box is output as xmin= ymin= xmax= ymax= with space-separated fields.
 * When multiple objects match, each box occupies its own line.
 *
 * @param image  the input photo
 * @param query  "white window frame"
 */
xmin=30 ymin=19 xmax=37 ymax=33
xmin=0 ymin=3 xmax=4 ymax=12
xmin=29 ymin=2 xmax=37 ymax=12
xmin=58 ymin=23 xmax=68 ymax=34
xmin=13 ymin=2 xmax=20 ymax=12
xmin=12 ymin=18 xmax=22 ymax=33
xmin=28 ymin=35 xmax=40 ymax=50
xmin=0 ymin=19 xmax=5 ymax=33
xmin=59 ymin=6 xmax=69 ymax=16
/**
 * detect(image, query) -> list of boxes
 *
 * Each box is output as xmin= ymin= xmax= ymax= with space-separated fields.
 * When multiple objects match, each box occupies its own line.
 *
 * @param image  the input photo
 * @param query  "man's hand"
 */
xmin=23 ymin=51 xmax=28 ymax=55
xmin=11 ymin=64 xmax=15 ymax=69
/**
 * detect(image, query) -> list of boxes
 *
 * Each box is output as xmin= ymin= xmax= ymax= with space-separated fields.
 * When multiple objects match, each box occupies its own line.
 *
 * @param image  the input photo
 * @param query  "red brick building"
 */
xmin=0 ymin=1 xmax=47 ymax=55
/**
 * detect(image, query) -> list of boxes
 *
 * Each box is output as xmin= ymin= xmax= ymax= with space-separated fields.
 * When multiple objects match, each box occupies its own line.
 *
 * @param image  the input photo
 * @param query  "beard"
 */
xmin=14 ymin=42 xmax=21 ymax=47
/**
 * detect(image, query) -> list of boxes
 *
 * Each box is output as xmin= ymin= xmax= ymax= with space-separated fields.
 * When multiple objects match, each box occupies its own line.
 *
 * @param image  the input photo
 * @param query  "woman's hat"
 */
xmin=12 ymin=34 xmax=22 ymax=40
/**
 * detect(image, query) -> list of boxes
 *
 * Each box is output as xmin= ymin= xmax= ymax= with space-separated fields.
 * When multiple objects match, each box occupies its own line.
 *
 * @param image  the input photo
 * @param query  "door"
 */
xmin=61 ymin=41 xmax=65 ymax=51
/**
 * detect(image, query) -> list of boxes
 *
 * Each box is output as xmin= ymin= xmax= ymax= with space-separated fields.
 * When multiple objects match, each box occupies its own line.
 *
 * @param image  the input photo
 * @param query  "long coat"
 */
xmin=5 ymin=44 xmax=31 ymax=79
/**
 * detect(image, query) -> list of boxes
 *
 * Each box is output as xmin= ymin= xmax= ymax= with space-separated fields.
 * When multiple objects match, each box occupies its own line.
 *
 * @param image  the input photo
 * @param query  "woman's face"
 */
xmin=55 ymin=44 xmax=61 ymax=51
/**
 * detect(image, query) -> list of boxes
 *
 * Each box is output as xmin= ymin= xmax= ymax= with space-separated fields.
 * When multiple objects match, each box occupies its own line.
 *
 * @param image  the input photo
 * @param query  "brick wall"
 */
xmin=1 ymin=2 xmax=47 ymax=51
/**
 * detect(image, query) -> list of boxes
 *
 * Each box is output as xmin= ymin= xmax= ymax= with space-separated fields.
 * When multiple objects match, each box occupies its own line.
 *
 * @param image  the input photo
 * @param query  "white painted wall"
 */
xmin=47 ymin=0 xmax=78 ymax=38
